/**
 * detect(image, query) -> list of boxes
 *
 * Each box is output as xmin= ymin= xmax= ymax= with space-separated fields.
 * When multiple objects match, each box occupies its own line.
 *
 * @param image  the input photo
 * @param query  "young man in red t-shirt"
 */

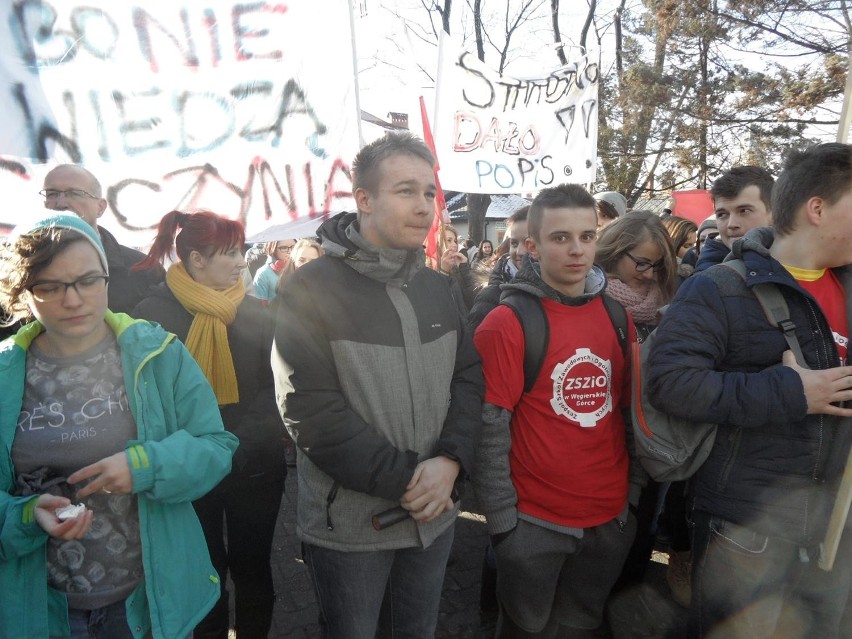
xmin=473 ymin=184 xmax=641 ymax=637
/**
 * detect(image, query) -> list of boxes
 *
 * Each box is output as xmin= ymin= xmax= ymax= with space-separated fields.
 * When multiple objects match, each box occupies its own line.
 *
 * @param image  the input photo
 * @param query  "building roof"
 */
xmin=631 ymin=196 xmax=671 ymax=214
xmin=449 ymin=194 xmax=531 ymax=221
xmin=486 ymin=194 xmax=531 ymax=219
xmin=360 ymin=110 xmax=408 ymax=130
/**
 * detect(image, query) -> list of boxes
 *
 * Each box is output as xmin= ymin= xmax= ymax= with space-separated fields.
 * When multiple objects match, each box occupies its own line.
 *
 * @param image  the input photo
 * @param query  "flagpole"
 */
xmin=838 ymin=50 xmax=852 ymax=143
xmin=820 ymin=449 xmax=852 ymax=570
xmin=820 ymin=49 xmax=852 ymax=570
xmin=348 ymin=0 xmax=364 ymax=147
xmin=433 ymin=27 xmax=448 ymax=142
xmin=420 ymin=96 xmax=448 ymax=269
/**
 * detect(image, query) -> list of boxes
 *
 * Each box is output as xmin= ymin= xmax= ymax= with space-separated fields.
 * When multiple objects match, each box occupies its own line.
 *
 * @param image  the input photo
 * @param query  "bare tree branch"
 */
xmin=473 ymin=0 xmax=485 ymax=61
xmin=579 ymin=0 xmax=595 ymax=52
xmin=551 ymin=0 xmax=568 ymax=65
xmin=708 ymin=7 xmax=839 ymax=55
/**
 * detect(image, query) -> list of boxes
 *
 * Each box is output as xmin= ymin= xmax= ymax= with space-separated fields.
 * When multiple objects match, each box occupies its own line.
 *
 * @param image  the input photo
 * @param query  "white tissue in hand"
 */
xmin=55 ymin=504 xmax=86 ymax=520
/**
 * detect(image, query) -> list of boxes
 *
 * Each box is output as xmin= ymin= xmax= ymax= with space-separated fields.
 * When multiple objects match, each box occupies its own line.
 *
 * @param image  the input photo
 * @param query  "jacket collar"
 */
xmin=318 ymin=211 xmax=425 ymax=284
xmin=499 ymin=256 xmax=608 ymax=306
xmin=730 ymin=226 xmax=774 ymax=262
xmin=729 ymin=226 xmax=852 ymax=290
xmin=97 ymin=226 xmax=122 ymax=266
xmin=5 ymin=311 xmax=167 ymax=355
xmin=726 ymin=227 xmax=797 ymax=289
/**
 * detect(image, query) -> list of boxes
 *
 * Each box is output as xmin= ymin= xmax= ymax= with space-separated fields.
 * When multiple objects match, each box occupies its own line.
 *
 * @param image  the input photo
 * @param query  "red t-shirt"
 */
xmin=789 ymin=267 xmax=848 ymax=365
xmin=475 ymin=296 xmax=635 ymax=528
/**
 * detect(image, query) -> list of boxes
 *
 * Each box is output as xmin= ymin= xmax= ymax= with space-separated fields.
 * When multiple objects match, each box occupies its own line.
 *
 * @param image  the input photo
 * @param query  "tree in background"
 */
xmin=571 ymin=0 xmax=849 ymax=205
xmin=369 ymin=0 xmax=848 ymax=226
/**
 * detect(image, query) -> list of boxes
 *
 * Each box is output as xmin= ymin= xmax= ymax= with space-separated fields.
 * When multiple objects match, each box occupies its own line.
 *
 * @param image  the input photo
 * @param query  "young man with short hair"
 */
xmin=272 ymin=132 xmax=483 ymax=639
xmin=696 ymin=165 xmax=774 ymax=272
xmin=648 ymin=143 xmax=852 ymax=638
xmin=593 ymin=190 xmax=628 ymax=229
xmin=468 ymin=206 xmax=530 ymax=329
xmin=473 ymin=184 xmax=639 ymax=637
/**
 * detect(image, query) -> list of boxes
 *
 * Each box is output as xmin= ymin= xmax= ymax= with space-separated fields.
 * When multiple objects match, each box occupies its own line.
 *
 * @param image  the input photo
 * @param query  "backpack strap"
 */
xmin=721 ymin=259 xmax=808 ymax=367
xmin=501 ymin=291 xmax=630 ymax=394
xmin=501 ymin=292 xmax=549 ymax=394
xmin=601 ymin=293 xmax=629 ymax=359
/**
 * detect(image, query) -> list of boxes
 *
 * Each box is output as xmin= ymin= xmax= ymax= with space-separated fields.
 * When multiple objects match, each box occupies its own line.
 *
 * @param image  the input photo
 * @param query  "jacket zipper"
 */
xmin=130 ymin=332 xmax=176 ymax=635
xmin=325 ymin=482 xmax=339 ymax=531
xmin=718 ymin=428 xmax=741 ymax=489
xmin=806 ymin=300 xmax=833 ymax=482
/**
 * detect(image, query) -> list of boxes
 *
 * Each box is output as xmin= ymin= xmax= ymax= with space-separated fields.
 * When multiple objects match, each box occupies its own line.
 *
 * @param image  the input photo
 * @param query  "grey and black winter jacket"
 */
xmin=272 ymin=212 xmax=484 ymax=551
xmin=648 ymin=228 xmax=852 ymax=546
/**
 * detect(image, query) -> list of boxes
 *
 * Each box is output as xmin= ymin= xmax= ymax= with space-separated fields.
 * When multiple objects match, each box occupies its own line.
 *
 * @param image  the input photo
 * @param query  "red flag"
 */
xmin=670 ymin=190 xmax=714 ymax=224
xmin=420 ymin=96 xmax=448 ymax=268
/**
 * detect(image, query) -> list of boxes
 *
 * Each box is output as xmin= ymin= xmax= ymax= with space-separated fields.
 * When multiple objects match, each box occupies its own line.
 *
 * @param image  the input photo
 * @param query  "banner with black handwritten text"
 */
xmin=434 ymin=37 xmax=598 ymax=194
xmin=0 ymin=1 xmax=359 ymax=245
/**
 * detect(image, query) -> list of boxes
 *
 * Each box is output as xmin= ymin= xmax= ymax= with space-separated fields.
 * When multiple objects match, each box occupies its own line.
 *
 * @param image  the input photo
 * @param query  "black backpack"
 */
xmin=500 ymin=291 xmax=629 ymax=393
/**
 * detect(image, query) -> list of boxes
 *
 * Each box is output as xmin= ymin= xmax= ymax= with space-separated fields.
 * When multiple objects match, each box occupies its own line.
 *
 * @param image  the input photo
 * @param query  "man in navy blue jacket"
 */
xmin=648 ymin=143 xmax=852 ymax=638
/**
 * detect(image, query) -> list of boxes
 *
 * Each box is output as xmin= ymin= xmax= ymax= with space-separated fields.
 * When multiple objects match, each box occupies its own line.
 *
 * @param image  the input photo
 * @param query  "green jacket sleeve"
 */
xmin=0 ymin=495 xmax=49 ymax=561
xmin=128 ymin=340 xmax=238 ymax=502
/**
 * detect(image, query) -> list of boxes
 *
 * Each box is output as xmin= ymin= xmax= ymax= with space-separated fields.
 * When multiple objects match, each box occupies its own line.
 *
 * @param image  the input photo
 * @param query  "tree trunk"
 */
xmin=474 ymin=0 xmax=485 ymax=62
xmin=551 ymin=0 xmax=568 ymax=66
xmin=615 ymin=0 xmax=625 ymax=78
xmin=698 ymin=10 xmax=710 ymax=190
xmin=439 ymin=0 xmax=452 ymax=34
xmin=579 ymin=0 xmax=596 ymax=52
xmin=466 ymin=193 xmax=490 ymax=245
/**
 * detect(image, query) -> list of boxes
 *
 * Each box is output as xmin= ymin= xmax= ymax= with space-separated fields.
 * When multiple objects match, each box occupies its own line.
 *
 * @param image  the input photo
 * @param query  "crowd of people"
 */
xmin=0 ymin=132 xmax=851 ymax=639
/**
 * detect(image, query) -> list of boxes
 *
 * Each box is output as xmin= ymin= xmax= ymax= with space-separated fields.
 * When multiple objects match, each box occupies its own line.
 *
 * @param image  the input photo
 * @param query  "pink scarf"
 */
xmin=605 ymin=278 xmax=665 ymax=325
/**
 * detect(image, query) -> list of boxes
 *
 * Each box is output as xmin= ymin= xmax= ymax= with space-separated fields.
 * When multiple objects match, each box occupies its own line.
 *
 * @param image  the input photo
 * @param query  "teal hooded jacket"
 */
xmin=0 ymin=312 xmax=239 ymax=639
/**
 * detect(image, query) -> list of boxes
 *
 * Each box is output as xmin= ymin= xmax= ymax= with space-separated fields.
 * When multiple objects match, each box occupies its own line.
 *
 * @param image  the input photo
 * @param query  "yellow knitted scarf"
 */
xmin=167 ymin=262 xmax=245 ymax=405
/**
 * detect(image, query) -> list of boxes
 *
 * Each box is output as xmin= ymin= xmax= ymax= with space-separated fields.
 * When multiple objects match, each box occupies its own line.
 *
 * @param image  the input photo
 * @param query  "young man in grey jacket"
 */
xmin=272 ymin=132 xmax=484 ymax=639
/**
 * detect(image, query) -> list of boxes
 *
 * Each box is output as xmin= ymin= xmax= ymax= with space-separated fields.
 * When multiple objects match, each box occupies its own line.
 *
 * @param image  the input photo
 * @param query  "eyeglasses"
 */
xmin=39 ymin=189 xmax=99 ymax=201
xmin=625 ymin=252 xmax=665 ymax=273
xmin=698 ymin=232 xmax=720 ymax=245
xmin=28 ymin=274 xmax=109 ymax=303
xmin=276 ymin=245 xmax=294 ymax=253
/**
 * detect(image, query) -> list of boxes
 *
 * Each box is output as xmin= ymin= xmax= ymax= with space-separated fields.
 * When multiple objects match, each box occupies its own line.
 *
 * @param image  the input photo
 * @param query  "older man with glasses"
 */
xmin=40 ymin=164 xmax=164 ymax=314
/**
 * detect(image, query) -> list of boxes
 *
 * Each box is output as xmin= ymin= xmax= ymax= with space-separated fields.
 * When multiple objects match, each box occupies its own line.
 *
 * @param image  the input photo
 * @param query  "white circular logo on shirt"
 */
xmin=550 ymin=348 xmax=613 ymax=427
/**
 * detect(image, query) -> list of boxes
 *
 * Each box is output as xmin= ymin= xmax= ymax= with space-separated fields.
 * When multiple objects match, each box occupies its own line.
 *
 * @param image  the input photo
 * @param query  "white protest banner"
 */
xmin=433 ymin=37 xmax=599 ymax=194
xmin=0 ymin=1 xmax=359 ymax=245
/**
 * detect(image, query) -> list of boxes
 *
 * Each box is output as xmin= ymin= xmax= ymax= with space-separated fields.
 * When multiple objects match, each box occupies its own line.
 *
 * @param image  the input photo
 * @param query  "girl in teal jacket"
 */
xmin=0 ymin=214 xmax=238 ymax=639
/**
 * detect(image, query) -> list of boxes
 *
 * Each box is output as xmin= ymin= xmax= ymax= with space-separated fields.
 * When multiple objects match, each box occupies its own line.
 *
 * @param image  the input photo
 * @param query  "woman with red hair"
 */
xmin=133 ymin=210 xmax=287 ymax=639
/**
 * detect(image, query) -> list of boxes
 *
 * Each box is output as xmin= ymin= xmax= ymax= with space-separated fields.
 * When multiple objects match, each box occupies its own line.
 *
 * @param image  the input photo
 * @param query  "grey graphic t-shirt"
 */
xmin=12 ymin=332 xmax=143 ymax=610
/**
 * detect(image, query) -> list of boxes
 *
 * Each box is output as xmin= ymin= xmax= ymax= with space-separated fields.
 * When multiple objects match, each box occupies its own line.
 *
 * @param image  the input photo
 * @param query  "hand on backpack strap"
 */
xmin=783 ymin=350 xmax=852 ymax=416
